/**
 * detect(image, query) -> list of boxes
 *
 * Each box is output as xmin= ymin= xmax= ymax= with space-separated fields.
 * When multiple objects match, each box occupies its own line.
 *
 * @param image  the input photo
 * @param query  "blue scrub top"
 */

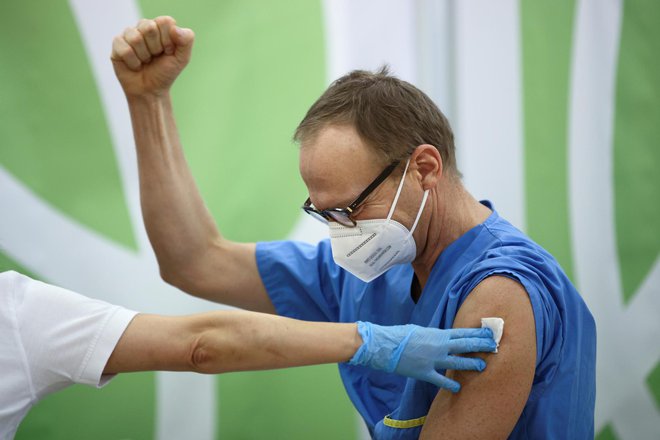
xmin=256 ymin=202 xmax=596 ymax=439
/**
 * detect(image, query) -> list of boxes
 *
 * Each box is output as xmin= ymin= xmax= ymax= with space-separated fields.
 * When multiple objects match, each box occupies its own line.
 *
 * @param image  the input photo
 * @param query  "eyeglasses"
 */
xmin=302 ymin=161 xmax=399 ymax=227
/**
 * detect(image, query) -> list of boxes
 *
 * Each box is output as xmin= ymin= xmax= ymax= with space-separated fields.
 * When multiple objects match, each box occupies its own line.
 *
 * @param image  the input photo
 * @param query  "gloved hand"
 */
xmin=349 ymin=321 xmax=496 ymax=392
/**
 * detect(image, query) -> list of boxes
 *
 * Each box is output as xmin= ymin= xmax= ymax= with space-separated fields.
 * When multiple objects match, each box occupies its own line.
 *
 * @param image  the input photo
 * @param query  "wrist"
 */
xmin=351 ymin=322 xmax=364 ymax=356
xmin=348 ymin=321 xmax=372 ymax=366
xmin=125 ymin=90 xmax=172 ymax=105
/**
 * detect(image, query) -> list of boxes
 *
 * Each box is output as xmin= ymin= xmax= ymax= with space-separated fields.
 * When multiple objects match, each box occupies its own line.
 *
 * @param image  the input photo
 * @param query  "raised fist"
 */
xmin=111 ymin=16 xmax=194 ymax=97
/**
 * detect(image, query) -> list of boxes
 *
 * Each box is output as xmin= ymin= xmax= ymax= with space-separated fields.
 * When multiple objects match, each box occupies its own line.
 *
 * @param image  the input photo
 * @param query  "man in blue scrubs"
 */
xmin=112 ymin=16 xmax=596 ymax=439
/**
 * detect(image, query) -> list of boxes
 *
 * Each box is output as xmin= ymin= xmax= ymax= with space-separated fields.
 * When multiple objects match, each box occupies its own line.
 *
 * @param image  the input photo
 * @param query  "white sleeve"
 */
xmin=10 ymin=272 xmax=138 ymax=399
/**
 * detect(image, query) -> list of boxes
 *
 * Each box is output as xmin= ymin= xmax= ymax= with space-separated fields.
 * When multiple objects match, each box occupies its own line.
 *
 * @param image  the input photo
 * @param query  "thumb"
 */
xmin=170 ymin=26 xmax=195 ymax=59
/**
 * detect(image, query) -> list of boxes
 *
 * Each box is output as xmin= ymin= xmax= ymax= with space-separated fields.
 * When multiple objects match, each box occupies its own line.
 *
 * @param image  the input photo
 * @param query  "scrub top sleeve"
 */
xmin=450 ymin=256 xmax=558 ymax=369
xmin=256 ymin=239 xmax=343 ymax=322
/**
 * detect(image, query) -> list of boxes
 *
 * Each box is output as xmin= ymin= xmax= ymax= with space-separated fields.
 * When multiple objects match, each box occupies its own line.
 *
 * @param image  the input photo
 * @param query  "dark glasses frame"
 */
xmin=302 ymin=161 xmax=399 ymax=227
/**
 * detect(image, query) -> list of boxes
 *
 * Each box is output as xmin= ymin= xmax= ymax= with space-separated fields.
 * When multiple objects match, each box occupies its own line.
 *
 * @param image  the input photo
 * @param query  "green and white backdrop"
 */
xmin=1 ymin=0 xmax=658 ymax=439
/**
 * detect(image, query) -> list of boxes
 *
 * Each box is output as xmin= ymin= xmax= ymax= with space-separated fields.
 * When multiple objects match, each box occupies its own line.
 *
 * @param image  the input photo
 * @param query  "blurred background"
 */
xmin=0 ymin=0 xmax=658 ymax=439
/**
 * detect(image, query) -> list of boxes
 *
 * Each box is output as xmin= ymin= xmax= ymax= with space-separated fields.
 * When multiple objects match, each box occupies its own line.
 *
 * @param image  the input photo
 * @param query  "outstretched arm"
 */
xmin=104 ymin=311 xmax=361 ymax=374
xmin=420 ymin=276 xmax=537 ymax=439
xmin=112 ymin=17 xmax=272 ymax=312
xmin=104 ymin=311 xmax=496 ymax=386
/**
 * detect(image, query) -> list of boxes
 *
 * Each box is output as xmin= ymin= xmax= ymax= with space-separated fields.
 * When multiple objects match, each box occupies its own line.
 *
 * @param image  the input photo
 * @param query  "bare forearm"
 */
xmin=127 ymin=94 xmax=221 ymax=274
xmin=113 ymin=18 xmax=271 ymax=310
xmin=105 ymin=311 xmax=361 ymax=374
xmin=193 ymin=311 xmax=361 ymax=373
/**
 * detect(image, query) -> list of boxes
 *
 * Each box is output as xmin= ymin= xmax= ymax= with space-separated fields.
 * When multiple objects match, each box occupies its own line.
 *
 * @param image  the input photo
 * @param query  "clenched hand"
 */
xmin=111 ymin=16 xmax=194 ymax=97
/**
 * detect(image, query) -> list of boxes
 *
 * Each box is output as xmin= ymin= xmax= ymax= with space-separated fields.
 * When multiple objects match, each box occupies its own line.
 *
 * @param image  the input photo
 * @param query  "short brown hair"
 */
xmin=294 ymin=66 xmax=458 ymax=175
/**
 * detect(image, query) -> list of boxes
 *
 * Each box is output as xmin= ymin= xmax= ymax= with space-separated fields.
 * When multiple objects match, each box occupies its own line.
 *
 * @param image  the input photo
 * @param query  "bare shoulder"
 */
xmin=420 ymin=275 xmax=536 ymax=439
xmin=456 ymin=275 xmax=536 ymax=326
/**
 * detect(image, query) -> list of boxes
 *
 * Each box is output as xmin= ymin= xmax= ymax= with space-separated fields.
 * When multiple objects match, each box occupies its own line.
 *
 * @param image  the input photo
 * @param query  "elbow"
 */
xmin=157 ymin=238 xmax=227 ymax=297
xmin=159 ymin=265 xmax=203 ymax=299
xmin=189 ymin=344 xmax=211 ymax=374
xmin=188 ymin=331 xmax=220 ymax=374
xmin=159 ymin=266 xmax=175 ymax=285
xmin=160 ymin=266 xmax=185 ymax=290
xmin=188 ymin=327 xmax=240 ymax=375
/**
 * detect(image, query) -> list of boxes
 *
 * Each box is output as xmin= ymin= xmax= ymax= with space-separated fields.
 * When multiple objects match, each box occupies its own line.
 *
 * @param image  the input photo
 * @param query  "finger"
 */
xmin=137 ymin=19 xmax=163 ymax=56
xmin=448 ymin=327 xmax=493 ymax=340
xmin=426 ymin=372 xmax=461 ymax=393
xmin=447 ymin=337 xmax=497 ymax=354
xmin=155 ymin=16 xmax=176 ymax=55
xmin=111 ymin=35 xmax=141 ymax=71
xmin=123 ymin=27 xmax=151 ymax=63
xmin=441 ymin=355 xmax=487 ymax=372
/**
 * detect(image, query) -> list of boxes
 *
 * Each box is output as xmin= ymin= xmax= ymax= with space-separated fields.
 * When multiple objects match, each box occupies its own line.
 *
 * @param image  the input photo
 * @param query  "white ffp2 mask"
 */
xmin=329 ymin=159 xmax=429 ymax=282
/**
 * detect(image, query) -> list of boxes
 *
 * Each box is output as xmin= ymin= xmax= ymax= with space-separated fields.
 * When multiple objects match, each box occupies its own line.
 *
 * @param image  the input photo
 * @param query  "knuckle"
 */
xmin=139 ymin=20 xmax=158 ymax=35
xmin=116 ymin=47 xmax=133 ymax=59
xmin=155 ymin=15 xmax=176 ymax=26
xmin=111 ymin=35 xmax=124 ymax=49
xmin=127 ymin=33 xmax=144 ymax=47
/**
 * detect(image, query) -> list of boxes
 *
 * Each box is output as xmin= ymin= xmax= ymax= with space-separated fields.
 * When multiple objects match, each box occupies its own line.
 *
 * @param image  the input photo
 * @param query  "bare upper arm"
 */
xmin=420 ymin=276 xmax=537 ymax=439
xmin=164 ymin=240 xmax=276 ymax=314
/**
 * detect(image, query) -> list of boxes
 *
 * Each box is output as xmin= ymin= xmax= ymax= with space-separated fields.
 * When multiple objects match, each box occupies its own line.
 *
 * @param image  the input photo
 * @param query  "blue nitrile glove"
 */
xmin=349 ymin=321 xmax=497 ymax=393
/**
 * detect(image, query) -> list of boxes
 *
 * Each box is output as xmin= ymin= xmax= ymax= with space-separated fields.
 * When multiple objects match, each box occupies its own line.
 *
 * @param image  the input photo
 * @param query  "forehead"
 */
xmin=299 ymin=124 xmax=384 ymax=208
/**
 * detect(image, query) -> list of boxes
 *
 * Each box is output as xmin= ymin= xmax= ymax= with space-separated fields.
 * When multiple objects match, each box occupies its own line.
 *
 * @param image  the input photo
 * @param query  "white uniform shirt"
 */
xmin=0 ymin=271 xmax=137 ymax=439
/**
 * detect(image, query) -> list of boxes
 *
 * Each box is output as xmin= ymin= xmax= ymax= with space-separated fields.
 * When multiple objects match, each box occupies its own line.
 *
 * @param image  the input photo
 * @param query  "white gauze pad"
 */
xmin=481 ymin=317 xmax=504 ymax=353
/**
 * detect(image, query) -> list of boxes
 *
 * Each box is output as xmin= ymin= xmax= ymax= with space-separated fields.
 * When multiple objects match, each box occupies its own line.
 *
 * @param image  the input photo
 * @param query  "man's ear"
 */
xmin=411 ymin=145 xmax=443 ymax=190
